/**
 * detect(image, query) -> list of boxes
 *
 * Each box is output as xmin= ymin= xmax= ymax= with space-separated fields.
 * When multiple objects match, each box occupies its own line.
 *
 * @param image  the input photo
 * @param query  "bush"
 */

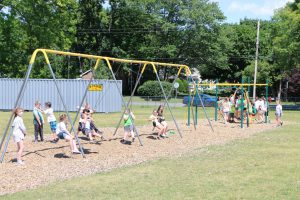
xmin=176 ymin=79 xmax=188 ymax=93
xmin=137 ymin=80 xmax=173 ymax=96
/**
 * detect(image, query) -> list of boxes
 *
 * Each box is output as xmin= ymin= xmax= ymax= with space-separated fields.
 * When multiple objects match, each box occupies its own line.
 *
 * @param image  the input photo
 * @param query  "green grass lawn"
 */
xmin=2 ymin=111 xmax=300 ymax=199
xmin=124 ymin=96 xmax=184 ymax=103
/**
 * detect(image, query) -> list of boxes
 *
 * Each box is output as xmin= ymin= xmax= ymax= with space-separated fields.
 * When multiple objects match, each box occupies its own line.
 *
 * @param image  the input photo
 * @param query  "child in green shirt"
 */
xmin=121 ymin=109 xmax=135 ymax=145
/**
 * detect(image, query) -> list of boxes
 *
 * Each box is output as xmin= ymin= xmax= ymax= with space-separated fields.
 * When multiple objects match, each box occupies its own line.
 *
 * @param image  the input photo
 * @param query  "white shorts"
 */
xmin=13 ymin=133 xmax=24 ymax=143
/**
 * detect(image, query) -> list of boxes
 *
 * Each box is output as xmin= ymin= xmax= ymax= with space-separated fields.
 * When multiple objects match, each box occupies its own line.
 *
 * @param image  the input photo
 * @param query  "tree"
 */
xmin=271 ymin=1 xmax=300 ymax=98
xmin=287 ymin=69 xmax=300 ymax=97
xmin=0 ymin=0 xmax=78 ymax=78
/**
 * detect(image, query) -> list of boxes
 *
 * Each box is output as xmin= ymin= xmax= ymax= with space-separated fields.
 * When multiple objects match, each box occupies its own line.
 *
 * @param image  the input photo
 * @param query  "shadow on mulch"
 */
xmin=146 ymin=135 xmax=159 ymax=140
xmin=78 ymin=136 xmax=89 ymax=141
xmin=23 ymin=145 xmax=69 ymax=158
xmin=83 ymin=148 xmax=98 ymax=155
xmin=54 ymin=153 xmax=71 ymax=159
xmin=10 ymin=158 xmax=17 ymax=163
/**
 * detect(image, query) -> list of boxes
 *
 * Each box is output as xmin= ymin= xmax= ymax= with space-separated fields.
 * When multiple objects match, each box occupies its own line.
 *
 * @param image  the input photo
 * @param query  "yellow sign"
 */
xmin=88 ymin=84 xmax=103 ymax=91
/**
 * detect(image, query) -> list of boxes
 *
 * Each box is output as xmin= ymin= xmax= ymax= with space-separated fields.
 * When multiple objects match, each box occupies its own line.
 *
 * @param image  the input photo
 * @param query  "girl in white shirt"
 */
xmin=56 ymin=114 xmax=80 ymax=154
xmin=275 ymin=100 xmax=283 ymax=127
xmin=12 ymin=108 xmax=27 ymax=165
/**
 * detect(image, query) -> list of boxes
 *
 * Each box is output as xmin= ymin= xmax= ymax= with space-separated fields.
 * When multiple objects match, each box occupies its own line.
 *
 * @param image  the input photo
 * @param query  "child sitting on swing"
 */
xmin=81 ymin=109 xmax=103 ymax=142
xmin=157 ymin=105 xmax=168 ymax=136
xmin=149 ymin=109 xmax=166 ymax=139
xmin=56 ymin=114 xmax=81 ymax=154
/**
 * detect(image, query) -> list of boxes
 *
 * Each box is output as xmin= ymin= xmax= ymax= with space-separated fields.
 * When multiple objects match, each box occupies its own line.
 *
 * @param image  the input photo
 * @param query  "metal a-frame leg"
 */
xmin=190 ymin=91 xmax=197 ymax=131
xmin=150 ymin=75 xmax=180 ymax=132
xmin=0 ymin=63 xmax=34 ymax=163
xmin=113 ymin=71 xmax=143 ymax=136
xmin=71 ymin=70 xmax=95 ymax=133
xmin=153 ymin=68 xmax=183 ymax=138
xmin=47 ymin=63 xmax=85 ymax=158
xmin=107 ymin=63 xmax=143 ymax=146
xmin=190 ymin=76 xmax=214 ymax=132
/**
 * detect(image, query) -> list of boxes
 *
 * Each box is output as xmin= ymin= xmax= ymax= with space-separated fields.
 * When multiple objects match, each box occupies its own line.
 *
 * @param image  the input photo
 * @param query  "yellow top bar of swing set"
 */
xmin=29 ymin=49 xmax=192 ymax=76
xmin=193 ymin=83 xmax=268 ymax=86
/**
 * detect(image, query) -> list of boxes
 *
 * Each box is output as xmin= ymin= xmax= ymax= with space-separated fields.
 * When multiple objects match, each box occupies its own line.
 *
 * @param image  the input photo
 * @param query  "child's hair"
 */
xmin=82 ymin=109 xmax=90 ymax=114
xmin=45 ymin=102 xmax=52 ymax=108
xmin=59 ymin=114 xmax=67 ymax=122
xmin=13 ymin=107 xmax=23 ymax=118
xmin=35 ymin=100 xmax=41 ymax=106
xmin=157 ymin=105 xmax=164 ymax=115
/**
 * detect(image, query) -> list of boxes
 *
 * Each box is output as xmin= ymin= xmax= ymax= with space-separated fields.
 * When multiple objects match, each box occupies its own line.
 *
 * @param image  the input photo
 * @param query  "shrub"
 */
xmin=137 ymin=80 xmax=173 ymax=96
xmin=176 ymin=79 xmax=188 ymax=93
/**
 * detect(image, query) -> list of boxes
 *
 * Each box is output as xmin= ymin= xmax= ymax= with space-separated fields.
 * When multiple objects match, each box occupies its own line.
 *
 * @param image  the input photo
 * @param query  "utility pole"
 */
xmin=253 ymin=20 xmax=260 ymax=100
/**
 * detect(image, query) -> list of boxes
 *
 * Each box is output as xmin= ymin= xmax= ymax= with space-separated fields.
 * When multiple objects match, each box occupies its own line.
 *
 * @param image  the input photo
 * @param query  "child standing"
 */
xmin=42 ymin=102 xmax=58 ymax=143
xmin=275 ymin=100 xmax=283 ymax=127
xmin=229 ymin=99 xmax=235 ymax=123
xmin=222 ymin=97 xmax=230 ymax=124
xmin=56 ymin=114 xmax=81 ymax=154
xmin=121 ymin=109 xmax=135 ymax=145
xmin=12 ymin=108 xmax=27 ymax=165
xmin=33 ymin=101 xmax=44 ymax=142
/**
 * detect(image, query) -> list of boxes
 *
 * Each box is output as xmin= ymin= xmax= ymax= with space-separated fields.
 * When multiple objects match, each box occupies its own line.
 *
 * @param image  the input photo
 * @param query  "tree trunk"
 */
xmin=284 ymin=81 xmax=288 ymax=101
xmin=277 ymin=79 xmax=282 ymax=100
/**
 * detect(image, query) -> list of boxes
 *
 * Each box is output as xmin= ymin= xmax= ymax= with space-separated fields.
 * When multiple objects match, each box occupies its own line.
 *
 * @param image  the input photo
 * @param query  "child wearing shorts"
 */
xmin=275 ymin=100 xmax=283 ymax=127
xmin=81 ymin=109 xmax=103 ymax=142
xmin=42 ymin=102 xmax=58 ymax=143
xmin=12 ymin=108 xmax=27 ymax=165
xmin=149 ymin=109 xmax=166 ymax=139
xmin=56 ymin=114 xmax=80 ymax=154
xmin=157 ymin=105 xmax=168 ymax=136
xmin=229 ymin=100 xmax=235 ymax=123
xmin=222 ymin=97 xmax=230 ymax=124
xmin=121 ymin=109 xmax=135 ymax=145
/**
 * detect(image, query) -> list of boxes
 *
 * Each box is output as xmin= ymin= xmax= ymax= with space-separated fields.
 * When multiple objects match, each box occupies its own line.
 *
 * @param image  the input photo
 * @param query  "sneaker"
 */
xmin=89 ymin=140 xmax=96 ymax=144
xmin=280 ymin=121 xmax=283 ymax=126
xmin=125 ymin=140 xmax=132 ymax=145
xmin=159 ymin=134 xmax=165 ymax=139
xmin=72 ymin=151 xmax=81 ymax=154
xmin=17 ymin=160 xmax=24 ymax=165
xmin=120 ymin=139 xmax=131 ymax=145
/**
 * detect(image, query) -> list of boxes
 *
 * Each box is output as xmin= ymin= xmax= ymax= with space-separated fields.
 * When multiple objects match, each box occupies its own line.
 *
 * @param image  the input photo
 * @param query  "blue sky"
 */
xmin=211 ymin=0 xmax=294 ymax=23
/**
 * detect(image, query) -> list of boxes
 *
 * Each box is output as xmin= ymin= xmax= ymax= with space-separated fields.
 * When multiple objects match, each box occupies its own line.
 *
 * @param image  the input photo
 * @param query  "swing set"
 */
xmin=0 ymin=49 xmax=214 ymax=163
xmin=187 ymin=77 xmax=269 ymax=128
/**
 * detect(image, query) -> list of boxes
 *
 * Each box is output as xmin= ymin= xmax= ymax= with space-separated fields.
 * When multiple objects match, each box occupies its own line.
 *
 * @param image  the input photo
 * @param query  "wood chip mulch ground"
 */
xmin=0 ymin=120 xmax=278 ymax=195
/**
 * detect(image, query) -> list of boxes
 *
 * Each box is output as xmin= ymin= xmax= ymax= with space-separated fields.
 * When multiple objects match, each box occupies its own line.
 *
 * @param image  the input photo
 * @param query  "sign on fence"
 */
xmin=88 ymin=84 xmax=103 ymax=91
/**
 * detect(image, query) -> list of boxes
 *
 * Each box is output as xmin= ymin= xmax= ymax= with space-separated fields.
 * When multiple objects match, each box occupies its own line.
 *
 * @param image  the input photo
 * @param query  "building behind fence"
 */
xmin=0 ymin=79 xmax=122 ymax=112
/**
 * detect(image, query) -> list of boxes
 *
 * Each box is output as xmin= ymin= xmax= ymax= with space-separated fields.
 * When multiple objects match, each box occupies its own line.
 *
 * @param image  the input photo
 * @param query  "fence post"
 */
xmin=187 ymin=77 xmax=191 ymax=126
xmin=265 ymin=80 xmax=269 ymax=123
xmin=215 ymin=79 xmax=218 ymax=121
xmin=241 ymin=77 xmax=244 ymax=129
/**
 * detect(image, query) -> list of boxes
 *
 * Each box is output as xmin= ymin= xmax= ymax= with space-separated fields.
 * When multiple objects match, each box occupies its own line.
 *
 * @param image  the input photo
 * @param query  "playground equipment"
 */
xmin=187 ymin=77 xmax=269 ymax=128
xmin=0 ymin=49 xmax=214 ymax=163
